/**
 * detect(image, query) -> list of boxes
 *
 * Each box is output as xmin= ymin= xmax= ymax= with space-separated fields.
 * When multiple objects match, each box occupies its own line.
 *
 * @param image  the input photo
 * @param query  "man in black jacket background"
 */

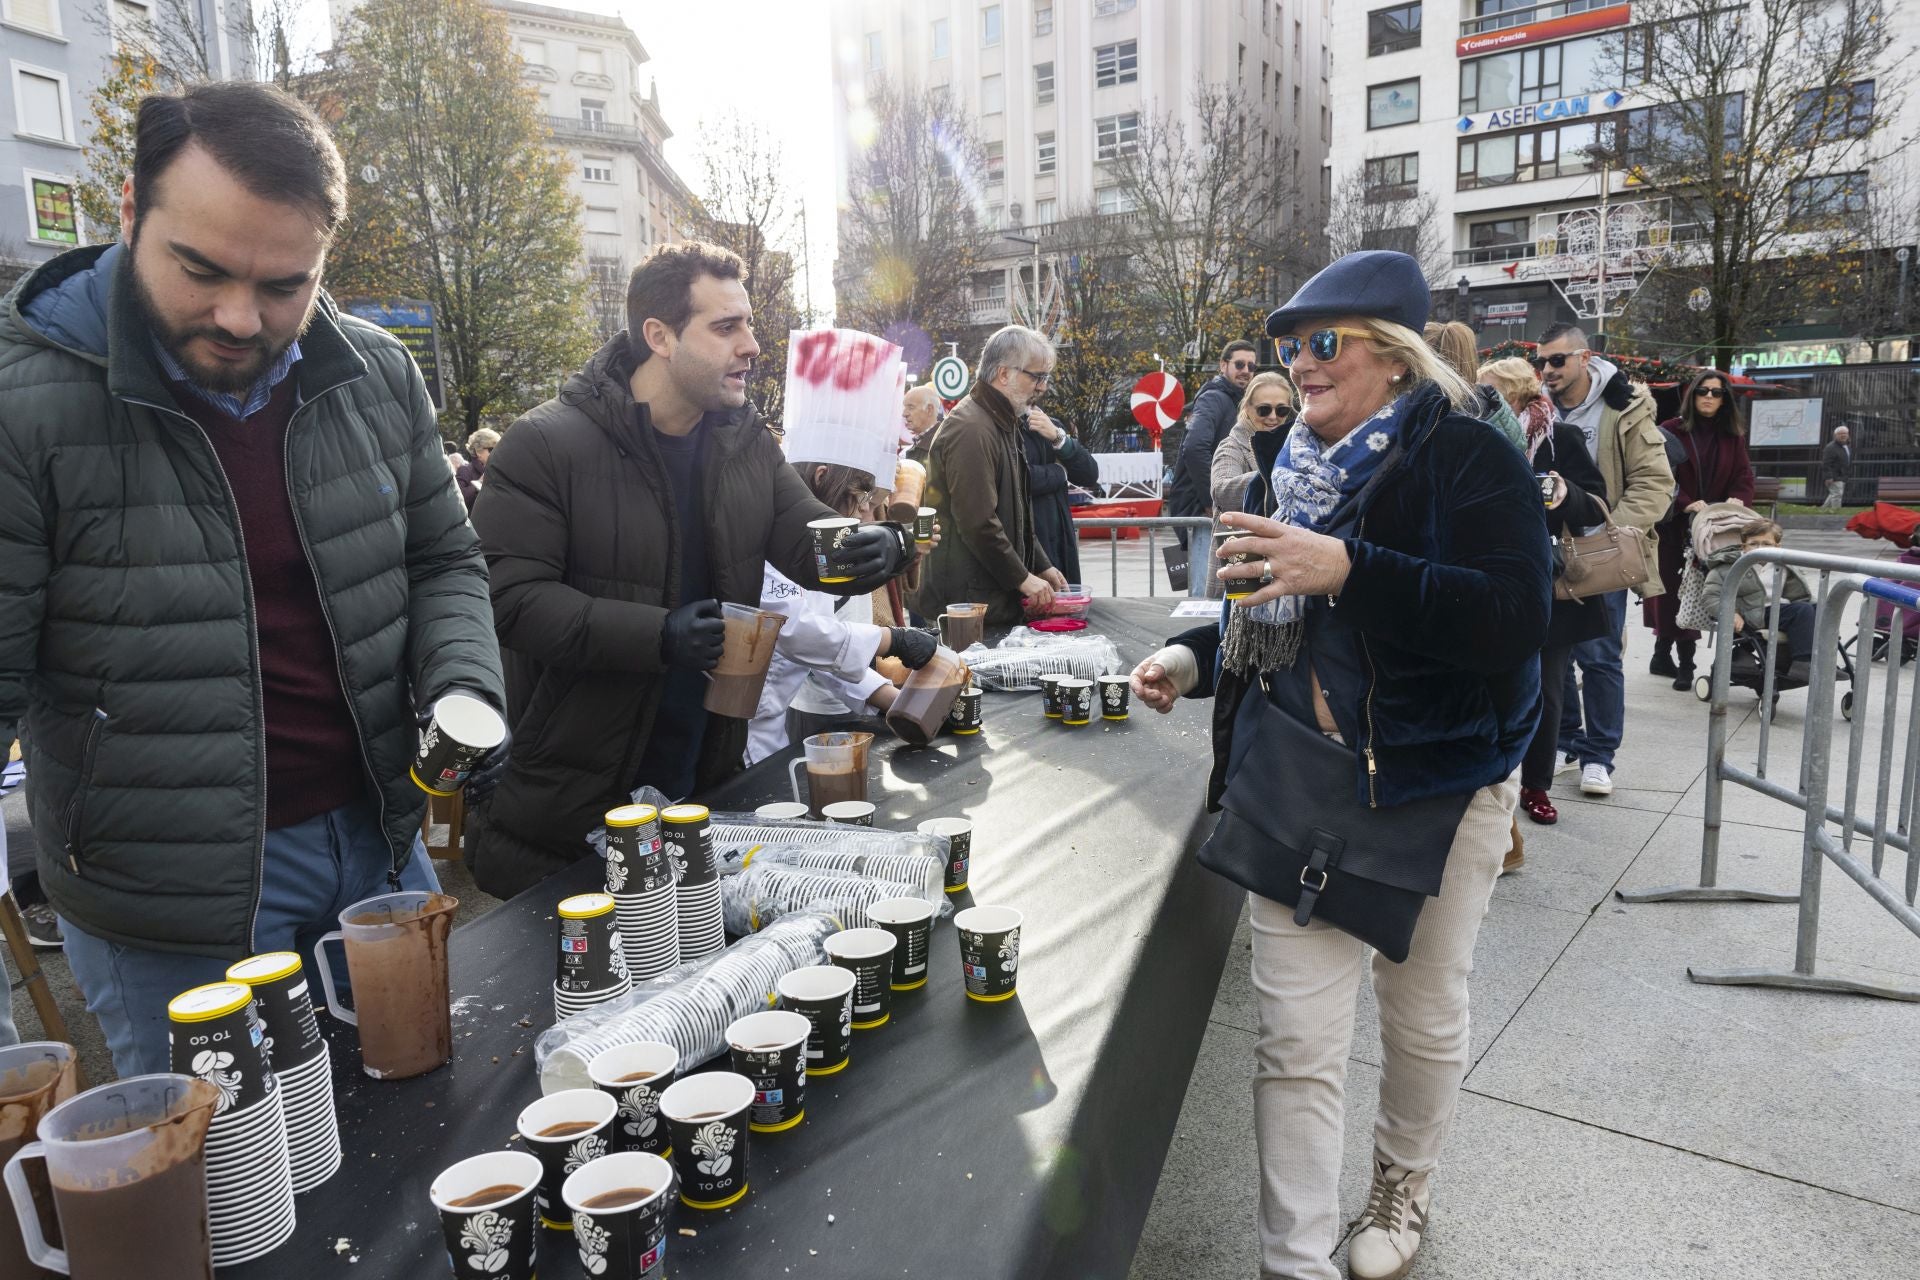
xmin=1164 ymin=341 xmax=1256 ymax=543
xmin=1021 ymin=407 xmax=1099 ymax=584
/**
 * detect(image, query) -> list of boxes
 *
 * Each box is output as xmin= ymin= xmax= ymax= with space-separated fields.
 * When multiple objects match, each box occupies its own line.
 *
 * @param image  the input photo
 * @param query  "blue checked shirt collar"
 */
xmin=155 ymin=338 xmax=303 ymax=419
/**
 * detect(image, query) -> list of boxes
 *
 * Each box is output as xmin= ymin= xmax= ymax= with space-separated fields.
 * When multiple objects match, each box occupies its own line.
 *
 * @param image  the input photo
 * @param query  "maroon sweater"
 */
xmin=173 ymin=378 xmax=365 ymax=827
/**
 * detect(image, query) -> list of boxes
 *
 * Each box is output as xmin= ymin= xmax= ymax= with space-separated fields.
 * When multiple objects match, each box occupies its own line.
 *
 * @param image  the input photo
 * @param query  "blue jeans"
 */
xmin=1559 ymin=589 xmax=1627 ymax=771
xmin=62 ymin=799 xmax=439 ymax=1078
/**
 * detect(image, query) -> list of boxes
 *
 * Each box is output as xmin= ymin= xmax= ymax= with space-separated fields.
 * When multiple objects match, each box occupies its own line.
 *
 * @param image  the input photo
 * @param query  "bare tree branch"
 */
xmin=1324 ymin=166 xmax=1452 ymax=284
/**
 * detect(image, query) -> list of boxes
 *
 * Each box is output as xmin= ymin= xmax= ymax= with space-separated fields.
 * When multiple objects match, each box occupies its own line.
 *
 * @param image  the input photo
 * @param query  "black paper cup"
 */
xmin=947 ymin=686 xmax=983 ymax=735
xmin=868 ymin=897 xmax=937 ymax=991
xmin=824 ymin=928 xmax=898 ymax=1030
xmin=725 ymin=1010 xmax=811 ymax=1133
xmin=430 ymin=1150 xmax=543 ymax=1280
xmin=1213 ymin=530 xmax=1267 ymax=601
xmin=917 ymin=816 xmax=972 ymax=893
xmin=753 ymin=801 xmax=811 ymax=821
xmin=1057 ymin=678 xmax=1094 ymax=725
xmin=225 ymin=952 xmax=324 ymax=1070
xmin=588 ymin=1042 xmax=680 ymax=1158
xmin=821 ymin=800 xmax=876 ymax=827
xmin=562 ymin=1152 xmax=677 ymax=1280
xmin=915 ymin=506 xmax=936 ymax=543
xmin=775 ymin=965 xmax=855 ymax=1077
xmin=659 ymin=1072 xmax=755 ymax=1211
xmin=1040 ymin=673 xmax=1065 ymax=719
xmin=808 ymin=516 xmax=863 ymax=584
xmin=606 ymin=804 xmax=671 ymax=895
xmin=515 ymin=1088 xmax=617 ymax=1229
xmin=956 ymin=906 xmax=1024 ymax=1003
xmin=1097 ymin=674 xmax=1131 ymax=721
xmin=662 ymin=804 xmax=718 ymax=888
xmin=168 ymin=981 xmax=274 ymax=1116
xmin=557 ymin=893 xmax=629 ymax=995
xmin=412 ymin=692 xmax=505 ymax=796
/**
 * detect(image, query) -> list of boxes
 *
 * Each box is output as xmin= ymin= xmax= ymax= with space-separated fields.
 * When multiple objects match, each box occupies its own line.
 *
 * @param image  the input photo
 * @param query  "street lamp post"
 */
xmin=1456 ymin=275 xmax=1472 ymax=326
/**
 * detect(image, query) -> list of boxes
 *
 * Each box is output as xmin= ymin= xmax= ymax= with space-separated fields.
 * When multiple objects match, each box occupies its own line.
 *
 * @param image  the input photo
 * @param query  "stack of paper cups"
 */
xmin=664 ymin=804 xmax=725 ymax=962
xmin=169 ymin=981 xmax=297 ymax=1267
xmin=225 ymin=952 xmax=340 ymax=1193
xmin=555 ymin=892 xmax=633 ymax=1020
xmin=606 ymin=804 xmax=680 ymax=979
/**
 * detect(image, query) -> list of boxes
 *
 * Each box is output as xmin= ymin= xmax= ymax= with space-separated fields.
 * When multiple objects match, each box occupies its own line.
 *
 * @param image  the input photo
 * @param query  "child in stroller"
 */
xmin=1695 ymin=517 xmax=1840 ymax=711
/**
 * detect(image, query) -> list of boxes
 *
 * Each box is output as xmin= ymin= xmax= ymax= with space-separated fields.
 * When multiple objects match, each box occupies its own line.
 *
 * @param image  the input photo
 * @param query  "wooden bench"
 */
xmin=1876 ymin=477 xmax=1920 ymax=505
xmin=1752 ymin=476 xmax=1781 ymax=516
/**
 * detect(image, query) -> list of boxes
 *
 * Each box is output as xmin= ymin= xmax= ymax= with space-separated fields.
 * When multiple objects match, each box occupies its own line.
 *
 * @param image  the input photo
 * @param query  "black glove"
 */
xmin=661 ymin=599 xmax=727 ymax=671
xmin=888 ymin=627 xmax=939 ymax=670
xmin=835 ymin=523 xmax=912 ymax=596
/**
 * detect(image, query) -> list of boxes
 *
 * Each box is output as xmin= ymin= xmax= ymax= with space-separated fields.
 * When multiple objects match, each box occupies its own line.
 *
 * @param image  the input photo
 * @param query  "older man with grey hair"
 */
xmin=910 ymin=325 xmax=1069 ymax=626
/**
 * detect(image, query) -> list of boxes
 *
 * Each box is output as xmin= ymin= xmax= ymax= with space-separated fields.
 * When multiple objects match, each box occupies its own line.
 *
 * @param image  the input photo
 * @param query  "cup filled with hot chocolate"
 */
xmin=562 ymin=1151 xmax=678 ymax=1280
xmin=515 ymin=1089 xmax=617 ymax=1231
xmin=430 ymin=1150 xmax=543 ymax=1280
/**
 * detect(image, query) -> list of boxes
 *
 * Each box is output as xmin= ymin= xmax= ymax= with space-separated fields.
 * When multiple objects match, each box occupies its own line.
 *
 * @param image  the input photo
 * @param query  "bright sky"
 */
xmin=305 ymin=0 xmax=845 ymax=319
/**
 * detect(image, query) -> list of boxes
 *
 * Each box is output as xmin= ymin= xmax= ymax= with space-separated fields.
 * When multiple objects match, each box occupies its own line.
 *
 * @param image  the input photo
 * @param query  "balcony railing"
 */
xmin=547 ymin=114 xmax=642 ymax=142
xmin=1460 ymin=0 xmax=1617 ymax=37
xmin=969 ymin=297 xmax=1011 ymax=323
xmin=1454 ymin=241 xmax=1538 ymax=266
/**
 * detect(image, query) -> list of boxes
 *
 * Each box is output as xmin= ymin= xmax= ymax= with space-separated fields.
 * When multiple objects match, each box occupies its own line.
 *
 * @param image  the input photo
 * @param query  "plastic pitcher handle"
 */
xmin=788 ymin=758 xmax=806 ymax=806
xmin=313 ymin=930 xmax=357 ymax=1026
xmin=4 ymin=1142 xmax=68 ymax=1274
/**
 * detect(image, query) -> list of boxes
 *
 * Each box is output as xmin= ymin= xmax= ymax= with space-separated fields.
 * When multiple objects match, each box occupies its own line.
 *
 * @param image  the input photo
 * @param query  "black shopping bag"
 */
xmin=1162 ymin=543 xmax=1189 ymax=593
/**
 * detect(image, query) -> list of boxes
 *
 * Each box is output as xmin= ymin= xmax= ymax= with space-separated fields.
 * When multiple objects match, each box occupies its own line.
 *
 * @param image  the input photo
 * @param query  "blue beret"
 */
xmin=1264 ymin=250 xmax=1431 ymax=339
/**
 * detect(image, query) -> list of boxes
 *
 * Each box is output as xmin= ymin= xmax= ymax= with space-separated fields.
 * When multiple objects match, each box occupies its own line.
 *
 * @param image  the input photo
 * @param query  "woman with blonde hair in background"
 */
xmin=1424 ymin=320 xmax=1525 ymax=452
xmin=1212 ymin=371 xmax=1298 ymax=518
xmin=1479 ymin=356 xmax=1557 ymax=461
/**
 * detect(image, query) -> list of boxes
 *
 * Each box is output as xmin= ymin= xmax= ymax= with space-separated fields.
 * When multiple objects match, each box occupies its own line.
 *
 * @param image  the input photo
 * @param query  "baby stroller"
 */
xmin=1840 ymin=506 xmax=1920 ymax=668
xmin=1682 ymin=503 xmax=1852 ymax=718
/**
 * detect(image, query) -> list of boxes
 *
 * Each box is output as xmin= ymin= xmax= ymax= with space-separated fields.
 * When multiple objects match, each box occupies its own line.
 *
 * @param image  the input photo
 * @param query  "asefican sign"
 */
xmin=1457 ymin=3 xmax=1632 ymax=58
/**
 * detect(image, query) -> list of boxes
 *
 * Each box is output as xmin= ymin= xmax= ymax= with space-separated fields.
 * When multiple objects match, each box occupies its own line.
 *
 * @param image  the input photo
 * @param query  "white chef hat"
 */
xmin=781 ymin=328 xmax=906 ymax=490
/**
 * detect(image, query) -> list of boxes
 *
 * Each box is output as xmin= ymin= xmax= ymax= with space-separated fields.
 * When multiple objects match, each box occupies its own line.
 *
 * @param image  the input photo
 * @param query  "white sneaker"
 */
xmin=1554 ymin=751 xmax=1579 ymax=776
xmin=1580 ymin=762 xmax=1614 ymax=796
xmin=1348 ymin=1157 xmax=1431 ymax=1280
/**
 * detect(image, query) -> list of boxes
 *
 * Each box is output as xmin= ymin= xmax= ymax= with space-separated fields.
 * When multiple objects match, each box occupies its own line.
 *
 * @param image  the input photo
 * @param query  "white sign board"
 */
xmin=1748 ymin=398 xmax=1824 ymax=448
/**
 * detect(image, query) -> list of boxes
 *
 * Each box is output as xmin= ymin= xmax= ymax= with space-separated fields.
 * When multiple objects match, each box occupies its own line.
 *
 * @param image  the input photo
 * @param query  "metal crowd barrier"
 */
xmin=1070 ymin=517 xmax=1216 ymax=599
xmin=1618 ymin=546 xmax=1920 ymax=1001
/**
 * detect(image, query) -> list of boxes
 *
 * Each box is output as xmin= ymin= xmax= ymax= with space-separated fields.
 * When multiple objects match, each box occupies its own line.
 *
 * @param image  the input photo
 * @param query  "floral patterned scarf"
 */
xmin=1222 ymin=394 xmax=1411 ymax=675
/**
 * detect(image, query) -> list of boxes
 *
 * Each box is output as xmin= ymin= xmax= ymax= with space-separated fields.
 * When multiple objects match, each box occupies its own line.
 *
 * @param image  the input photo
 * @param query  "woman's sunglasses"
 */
xmin=1530 ymin=351 xmax=1585 ymax=370
xmin=1250 ymin=403 xmax=1296 ymax=422
xmin=1274 ymin=327 xmax=1373 ymax=368
xmin=1694 ymin=386 xmax=1727 ymax=399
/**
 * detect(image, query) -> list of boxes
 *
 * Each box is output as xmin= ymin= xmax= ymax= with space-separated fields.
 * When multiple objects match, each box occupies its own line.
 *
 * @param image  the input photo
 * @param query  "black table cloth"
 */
xmin=225 ymin=599 xmax=1240 ymax=1280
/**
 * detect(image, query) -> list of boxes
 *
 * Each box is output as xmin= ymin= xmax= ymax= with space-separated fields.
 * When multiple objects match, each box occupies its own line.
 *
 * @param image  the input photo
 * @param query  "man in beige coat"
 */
xmin=1535 ymin=322 xmax=1674 ymax=797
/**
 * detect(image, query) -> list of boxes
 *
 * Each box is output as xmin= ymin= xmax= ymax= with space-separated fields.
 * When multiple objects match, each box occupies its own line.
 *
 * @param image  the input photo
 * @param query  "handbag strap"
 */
xmin=1294 ymin=829 xmax=1347 ymax=926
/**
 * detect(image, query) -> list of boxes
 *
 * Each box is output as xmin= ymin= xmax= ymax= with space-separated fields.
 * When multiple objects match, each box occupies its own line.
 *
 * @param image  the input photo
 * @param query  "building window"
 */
xmin=1036 ymin=5 xmax=1053 ymax=36
xmin=1262 ymin=60 xmax=1271 ymax=99
xmin=1037 ymin=131 xmax=1056 ymax=174
xmin=1322 ymin=104 xmax=1331 ymax=143
xmin=577 ymin=47 xmax=605 ymax=77
xmin=23 ymin=170 xmax=79 ymax=246
xmin=1094 ymin=0 xmax=1136 ymax=14
xmin=1294 ymin=85 xmax=1301 ymax=118
xmin=985 ymin=140 xmax=1005 ymax=184
xmin=932 ymin=17 xmax=950 ymax=59
xmin=584 ymin=206 xmax=619 ymax=236
xmin=1613 ymin=96 xmax=1743 ymax=172
xmin=3 ymin=0 xmax=62 ymax=36
xmin=579 ymin=98 xmax=607 ymax=129
xmin=982 ymin=73 xmax=1005 ymax=116
xmin=1262 ymin=1 xmax=1270 ymax=33
xmin=10 ymin=64 xmax=72 ymax=143
xmin=583 ymin=158 xmax=614 ymax=183
xmin=1788 ymin=172 xmax=1867 ymax=226
xmin=1457 ymin=118 xmax=1602 ymax=189
xmin=1096 ymin=184 xmax=1136 ymax=215
xmin=982 ymin=5 xmax=1001 ymax=46
xmin=1368 ymin=4 xmax=1421 ymax=57
xmin=520 ymin=39 xmax=546 ymax=64
xmin=865 ymin=32 xmax=883 ymax=71
xmin=974 ymin=271 xmax=1008 ymax=308
xmin=1035 ymin=62 xmax=1055 ymax=104
xmin=1096 ymin=40 xmax=1138 ymax=88
xmin=1468 ymin=216 xmax=1531 ymax=250
xmin=1034 ymin=197 xmax=1057 ymax=222
xmin=1367 ymin=79 xmax=1418 ymax=130
xmin=1794 ymin=80 xmax=1875 ymax=145
xmin=1363 ymin=152 xmax=1419 ymax=200
xmin=1095 ymin=111 xmax=1140 ymax=160
xmin=1459 ymin=32 xmax=1628 ymax=114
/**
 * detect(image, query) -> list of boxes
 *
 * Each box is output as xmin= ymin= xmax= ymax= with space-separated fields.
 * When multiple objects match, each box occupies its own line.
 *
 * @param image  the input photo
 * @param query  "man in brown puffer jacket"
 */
xmin=469 ymin=243 xmax=912 ymax=897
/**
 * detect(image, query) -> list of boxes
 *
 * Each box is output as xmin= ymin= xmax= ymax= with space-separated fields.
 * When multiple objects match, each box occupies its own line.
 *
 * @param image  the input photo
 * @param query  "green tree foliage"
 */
xmin=320 ymin=0 xmax=595 ymax=434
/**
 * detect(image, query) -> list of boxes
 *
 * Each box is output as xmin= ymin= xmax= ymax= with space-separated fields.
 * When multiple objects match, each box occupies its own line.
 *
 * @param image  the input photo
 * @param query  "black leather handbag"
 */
xmin=1197 ymin=691 xmax=1473 ymax=963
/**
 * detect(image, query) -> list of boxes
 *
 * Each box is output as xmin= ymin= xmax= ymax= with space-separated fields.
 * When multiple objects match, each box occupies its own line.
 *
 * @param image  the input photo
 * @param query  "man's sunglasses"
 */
xmin=1274 ymin=327 xmax=1374 ymax=368
xmin=1250 ymin=403 xmax=1296 ymax=422
xmin=1531 ymin=350 xmax=1586 ymax=370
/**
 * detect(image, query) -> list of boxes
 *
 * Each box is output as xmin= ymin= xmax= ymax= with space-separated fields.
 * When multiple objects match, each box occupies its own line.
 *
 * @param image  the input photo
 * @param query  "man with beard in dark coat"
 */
xmin=1020 ymin=407 xmax=1098 ymax=584
xmin=1164 ymin=340 xmax=1256 ymax=543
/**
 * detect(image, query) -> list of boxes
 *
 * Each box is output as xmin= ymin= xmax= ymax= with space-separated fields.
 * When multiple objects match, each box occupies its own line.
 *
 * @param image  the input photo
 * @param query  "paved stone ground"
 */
xmin=1128 ymin=526 xmax=1920 ymax=1279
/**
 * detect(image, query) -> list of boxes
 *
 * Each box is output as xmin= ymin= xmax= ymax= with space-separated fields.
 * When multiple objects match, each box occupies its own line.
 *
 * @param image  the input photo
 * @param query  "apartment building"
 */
xmin=2 ymin=0 xmax=249 ymax=278
xmin=830 ymin=0 xmax=1334 ymax=333
xmin=1330 ymin=1 xmax=1920 ymax=355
